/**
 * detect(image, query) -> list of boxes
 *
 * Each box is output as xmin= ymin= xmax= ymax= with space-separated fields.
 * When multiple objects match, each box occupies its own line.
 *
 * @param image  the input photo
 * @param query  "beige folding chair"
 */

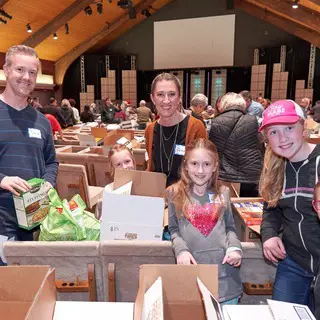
xmin=57 ymin=153 xmax=94 ymax=185
xmin=87 ymin=155 xmax=113 ymax=187
xmin=56 ymin=164 xmax=103 ymax=209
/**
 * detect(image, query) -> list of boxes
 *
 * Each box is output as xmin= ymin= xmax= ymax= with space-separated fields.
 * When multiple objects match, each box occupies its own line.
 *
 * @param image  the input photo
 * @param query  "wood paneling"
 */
xmin=235 ymin=0 xmax=320 ymax=47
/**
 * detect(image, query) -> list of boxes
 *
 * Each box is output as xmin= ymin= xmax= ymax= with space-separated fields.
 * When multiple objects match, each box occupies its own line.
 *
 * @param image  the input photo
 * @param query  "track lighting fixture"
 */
xmin=26 ymin=23 xmax=32 ymax=33
xmin=0 ymin=17 xmax=6 ymax=24
xmin=292 ymin=0 xmax=299 ymax=9
xmin=141 ymin=8 xmax=151 ymax=17
xmin=65 ymin=23 xmax=69 ymax=34
xmin=84 ymin=6 xmax=93 ymax=16
xmin=97 ymin=2 xmax=103 ymax=14
xmin=53 ymin=33 xmax=58 ymax=40
xmin=0 ymin=9 xmax=12 ymax=20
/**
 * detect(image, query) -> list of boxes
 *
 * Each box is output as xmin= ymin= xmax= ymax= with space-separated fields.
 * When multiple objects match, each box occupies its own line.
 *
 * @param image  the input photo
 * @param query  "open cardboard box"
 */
xmin=91 ymin=127 xmax=108 ymax=139
xmin=231 ymin=197 xmax=263 ymax=242
xmin=100 ymin=169 xmax=167 ymax=241
xmin=134 ymin=264 xmax=218 ymax=320
xmin=0 ymin=266 xmax=56 ymax=320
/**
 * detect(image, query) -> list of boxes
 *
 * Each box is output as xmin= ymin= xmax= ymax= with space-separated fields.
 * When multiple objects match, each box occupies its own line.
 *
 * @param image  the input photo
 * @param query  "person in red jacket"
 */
xmin=45 ymin=114 xmax=66 ymax=141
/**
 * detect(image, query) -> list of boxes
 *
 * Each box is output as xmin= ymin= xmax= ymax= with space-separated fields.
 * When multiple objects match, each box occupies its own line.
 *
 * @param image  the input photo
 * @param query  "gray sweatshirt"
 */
xmin=168 ymin=186 xmax=243 ymax=302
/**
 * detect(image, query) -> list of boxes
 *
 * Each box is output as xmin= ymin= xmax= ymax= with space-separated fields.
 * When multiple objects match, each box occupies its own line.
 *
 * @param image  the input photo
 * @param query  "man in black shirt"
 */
xmin=101 ymin=97 xmax=120 ymax=124
xmin=41 ymin=97 xmax=66 ymax=127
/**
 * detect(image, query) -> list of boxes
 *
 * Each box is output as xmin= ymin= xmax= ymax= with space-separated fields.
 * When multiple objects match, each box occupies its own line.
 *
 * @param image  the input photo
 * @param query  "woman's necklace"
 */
xmin=159 ymin=121 xmax=180 ymax=174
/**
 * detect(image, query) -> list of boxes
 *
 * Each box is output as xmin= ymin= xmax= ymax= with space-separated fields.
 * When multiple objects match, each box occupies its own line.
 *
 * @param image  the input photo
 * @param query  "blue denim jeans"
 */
xmin=220 ymin=297 xmax=239 ymax=305
xmin=273 ymin=255 xmax=315 ymax=311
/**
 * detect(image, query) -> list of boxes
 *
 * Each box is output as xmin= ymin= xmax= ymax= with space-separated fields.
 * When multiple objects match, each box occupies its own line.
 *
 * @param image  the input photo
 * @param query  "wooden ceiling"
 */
xmin=235 ymin=0 xmax=320 ymax=47
xmin=1 ymin=0 xmax=320 ymax=84
xmin=0 ymin=0 xmax=172 ymax=83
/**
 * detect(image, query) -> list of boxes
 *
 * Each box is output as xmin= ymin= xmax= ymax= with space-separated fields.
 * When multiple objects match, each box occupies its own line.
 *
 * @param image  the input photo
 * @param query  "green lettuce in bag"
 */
xmin=39 ymin=188 xmax=100 ymax=241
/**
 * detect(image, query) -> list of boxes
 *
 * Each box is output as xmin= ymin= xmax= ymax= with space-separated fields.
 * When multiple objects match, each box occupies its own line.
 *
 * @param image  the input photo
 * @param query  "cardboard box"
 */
xmin=103 ymin=131 xmax=133 ymax=146
xmin=13 ymin=178 xmax=49 ymax=230
xmin=78 ymin=133 xmax=103 ymax=146
xmin=231 ymin=197 xmax=263 ymax=242
xmin=134 ymin=265 xmax=219 ymax=320
xmin=100 ymin=169 xmax=166 ymax=241
xmin=0 ymin=266 xmax=56 ymax=320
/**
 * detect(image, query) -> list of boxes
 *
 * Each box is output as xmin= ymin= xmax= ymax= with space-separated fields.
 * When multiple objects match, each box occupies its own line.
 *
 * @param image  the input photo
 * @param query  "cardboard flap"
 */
xmin=0 ymin=266 xmax=54 ymax=301
xmin=0 ymin=266 xmax=56 ymax=320
xmin=135 ymin=265 xmax=219 ymax=320
xmin=114 ymin=169 xmax=167 ymax=198
xmin=103 ymin=131 xmax=133 ymax=146
xmin=91 ymin=127 xmax=108 ymax=138
xmin=138 ymin=265 xmax=218 ymax=302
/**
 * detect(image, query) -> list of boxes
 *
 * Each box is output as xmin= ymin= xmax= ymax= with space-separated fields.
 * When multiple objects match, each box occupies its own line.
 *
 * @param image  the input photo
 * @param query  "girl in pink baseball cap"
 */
xmin=258 ymin=99 xmax=319 ymax=314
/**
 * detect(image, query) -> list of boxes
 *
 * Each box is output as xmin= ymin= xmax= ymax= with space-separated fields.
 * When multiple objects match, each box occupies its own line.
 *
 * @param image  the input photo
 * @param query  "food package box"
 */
xmin=13 ymin=178 xmax=49 ymax=230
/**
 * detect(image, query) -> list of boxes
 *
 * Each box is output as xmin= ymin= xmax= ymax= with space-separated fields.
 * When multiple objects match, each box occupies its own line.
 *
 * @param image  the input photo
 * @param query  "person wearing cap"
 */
xmin=259 ymin=99 xmax=320 ymax=312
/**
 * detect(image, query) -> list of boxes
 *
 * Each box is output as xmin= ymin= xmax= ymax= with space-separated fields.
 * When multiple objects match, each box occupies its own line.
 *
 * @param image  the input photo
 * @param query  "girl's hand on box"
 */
xmin=0 ymin=176 xmax=31 ymax=196
xmin=222 ymin=251 xmax=242 ymax=267
xmin=177 ymin=251 xmax=197 ymax=265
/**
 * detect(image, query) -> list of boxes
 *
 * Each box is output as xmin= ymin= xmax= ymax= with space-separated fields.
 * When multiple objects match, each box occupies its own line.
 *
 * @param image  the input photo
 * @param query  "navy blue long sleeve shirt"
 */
xmin=0 ymin=100 xmax=58 ymax=233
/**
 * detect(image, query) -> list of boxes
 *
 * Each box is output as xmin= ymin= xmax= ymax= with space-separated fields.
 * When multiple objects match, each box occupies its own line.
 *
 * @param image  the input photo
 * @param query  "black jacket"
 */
xmin=261 ymin=145 xmax=320 ymax=274
xmin=101 ymin=103 xmax=119 ymax=124
xmin=41 ymin=104 xmax=66 ymax=127
xmin=316 ymin=270 xmax=319 ymax=320
xmin=80 ymin=111 xmax=94 ymax=123
xmin=209 ymin=106 xmax=263 ymax=183
xmin=60 ymin=105 xmax=76 ymax=127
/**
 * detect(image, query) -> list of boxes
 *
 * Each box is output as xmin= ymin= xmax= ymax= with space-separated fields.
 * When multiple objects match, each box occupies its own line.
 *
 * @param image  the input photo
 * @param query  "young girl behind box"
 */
xmin=167 ymin=138 xmax=242 ymax=304
xmin=95 ymin=143 xmax=136 ymax=219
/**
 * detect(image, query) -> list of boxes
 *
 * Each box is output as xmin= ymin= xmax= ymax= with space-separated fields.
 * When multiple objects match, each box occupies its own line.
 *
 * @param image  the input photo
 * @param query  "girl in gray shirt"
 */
xmin=167 ymin=138 xmax=243 ymax=304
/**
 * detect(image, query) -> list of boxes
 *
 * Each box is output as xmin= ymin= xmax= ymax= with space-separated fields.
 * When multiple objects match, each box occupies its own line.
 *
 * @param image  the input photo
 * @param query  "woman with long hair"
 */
xmin=145 ymin=73 xmax=207 ymax=186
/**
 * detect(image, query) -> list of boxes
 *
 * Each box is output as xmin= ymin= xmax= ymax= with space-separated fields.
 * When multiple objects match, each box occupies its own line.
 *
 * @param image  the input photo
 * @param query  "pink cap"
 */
xmin=259 ymin=99 xmax=305 ymax=132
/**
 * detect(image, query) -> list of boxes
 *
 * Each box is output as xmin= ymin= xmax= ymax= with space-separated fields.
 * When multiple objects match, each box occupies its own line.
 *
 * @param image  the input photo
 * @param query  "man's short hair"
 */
xmin=220 ymin=92 xmax=246 ymax=112
xmin=190 ymin=94 xmax=208 ymax=108
xmin=239 ymin=90 xmax=252 ymax=101
xmin=49 ymin=97 xmax=56 ymax=104
xmin=5 ymin=45 xmax=40 ymax=69
xmin=68 ymin=98 xmax=76 ymax=107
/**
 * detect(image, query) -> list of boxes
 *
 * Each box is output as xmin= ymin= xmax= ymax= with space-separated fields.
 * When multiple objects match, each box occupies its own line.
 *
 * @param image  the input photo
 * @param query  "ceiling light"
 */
xmin=292 ymin=0 xmax=299 ymax=9
xmin=0 ymin=17 xmax=7 ymax=24
xmin=84 ymin=6 xmax=93 ymax=16
xmin=97 ymin=2 xmax=103 ymax=14
xmin=26 ymin=23 xmax=32 ymax=33
xmin=65 ymin=23 xmax=69 ymax=34
xmin=0 ymin=9 xmax=12 ymax=20
xmin=53 ymin=33 xmax=58 ymax=40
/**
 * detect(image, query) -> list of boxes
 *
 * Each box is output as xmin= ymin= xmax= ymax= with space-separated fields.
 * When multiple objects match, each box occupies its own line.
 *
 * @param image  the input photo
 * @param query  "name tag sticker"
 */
xmin=28 ymin=128 xmax=41 ymax=139
xmin=174 ymin=144 xmax=185 ymax=156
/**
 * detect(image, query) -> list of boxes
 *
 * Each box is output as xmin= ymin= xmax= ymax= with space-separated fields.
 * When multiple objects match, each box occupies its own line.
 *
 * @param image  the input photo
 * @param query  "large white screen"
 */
xmin=154 ymin=15 xmax=235 ymax=69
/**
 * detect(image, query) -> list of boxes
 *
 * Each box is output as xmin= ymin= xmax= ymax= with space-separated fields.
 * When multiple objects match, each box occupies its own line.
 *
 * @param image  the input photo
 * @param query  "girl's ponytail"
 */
xmin=259 ymin=144 xmax=285 ymax=207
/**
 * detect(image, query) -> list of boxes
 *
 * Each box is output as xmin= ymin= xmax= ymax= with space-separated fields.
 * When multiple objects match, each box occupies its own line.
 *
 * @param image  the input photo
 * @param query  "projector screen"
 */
xmin=154 ymin=15 xmax=235 ymax=69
